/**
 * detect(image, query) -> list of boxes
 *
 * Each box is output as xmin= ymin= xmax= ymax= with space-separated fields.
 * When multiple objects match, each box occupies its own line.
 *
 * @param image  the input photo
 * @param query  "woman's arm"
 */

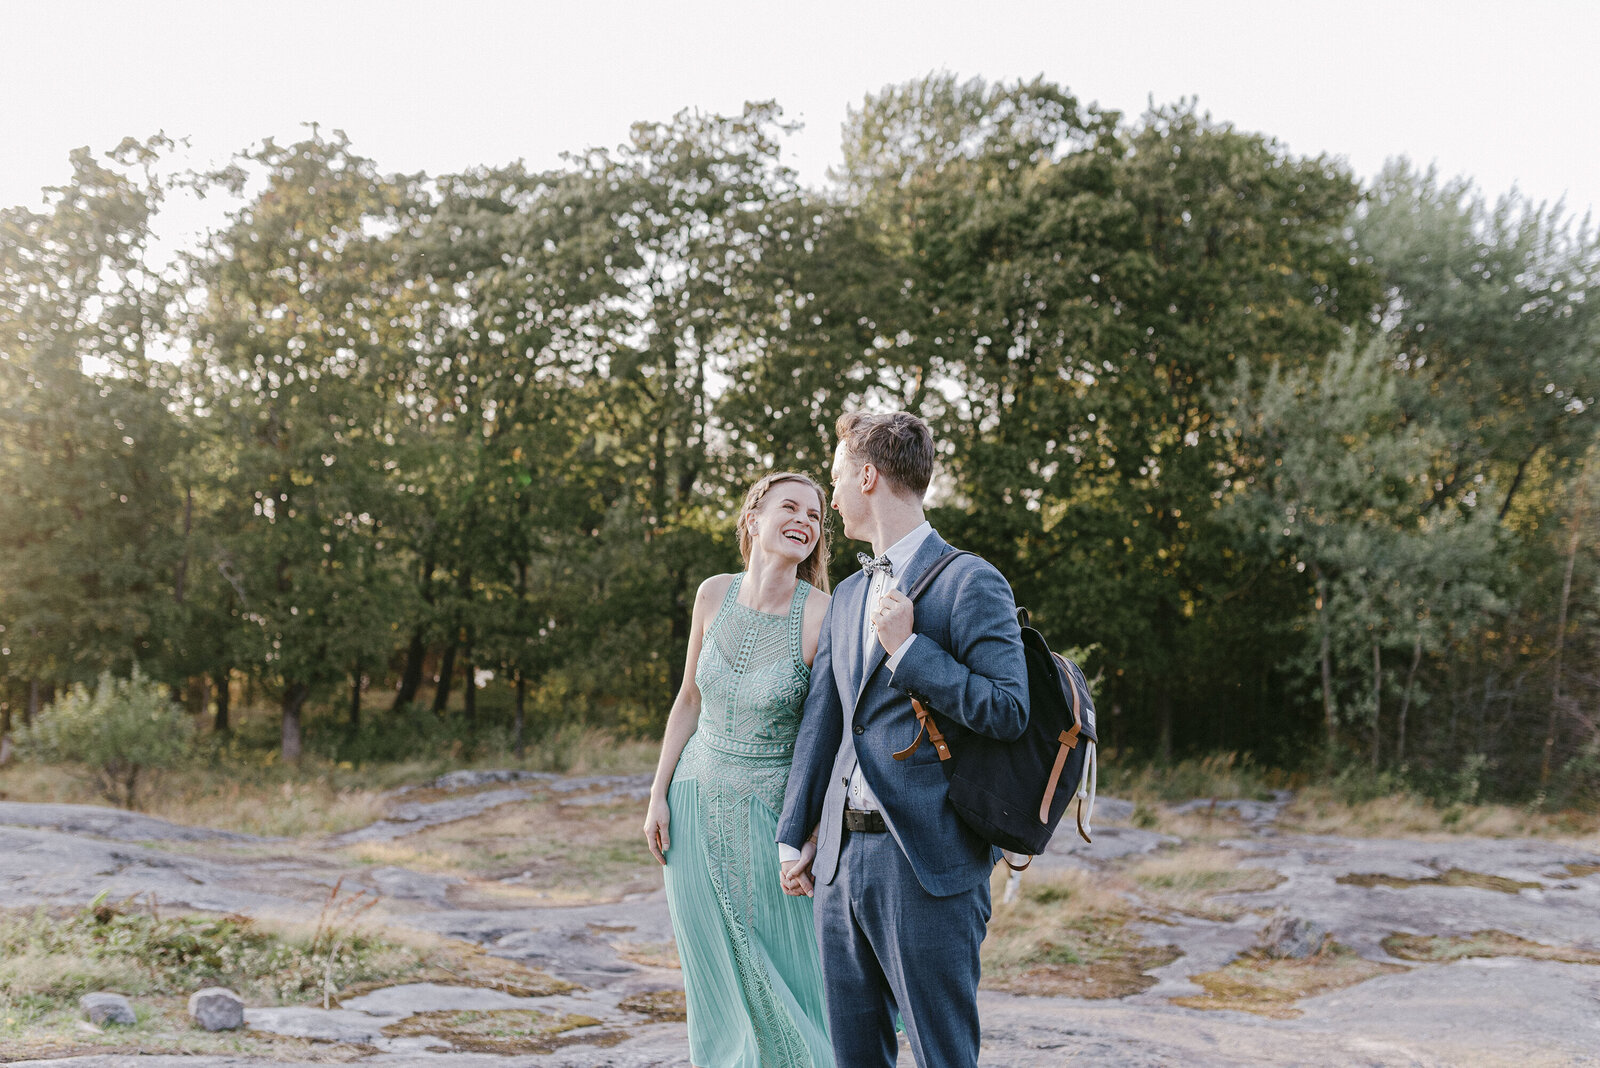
xmin=642 ymin=573 xmax=730 ymax=865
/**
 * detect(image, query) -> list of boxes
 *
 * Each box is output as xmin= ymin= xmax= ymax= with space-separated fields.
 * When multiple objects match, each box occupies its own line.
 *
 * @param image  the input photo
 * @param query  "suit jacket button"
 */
xmin=841 ymin=776 xmax=849 ymax=785
xmin=853 ymin=725 xmax=865 ymax=735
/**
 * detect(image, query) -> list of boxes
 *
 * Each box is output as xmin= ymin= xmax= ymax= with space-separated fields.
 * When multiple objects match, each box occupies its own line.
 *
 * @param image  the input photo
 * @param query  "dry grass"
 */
xmin=0 ymin=762 xmax=392 ymax=838
xmin=382 ymin=1009 xmax=614 ymax=1054
xmin=1280 ymin=791 xmax=1566 ymax=839
xmin=1124 ymin=848 xmax=1285 ymax=920
xmin=617 ymin=989 xmax=687 ymax=1022
xmin=1382 ymin=930 xmax=1600 ymax=965
xmin=613 ymin=941 xmax=681 ymax=969
xmin=1336 ymin=868 xmax=1541 ymax=894
xmin=981 ymin=868 xmax=1180 ymax=998
xmin=0 ymin=897 xmax=572 ymax=1055
xmin=340 ymin=795 xmax=656 ymax=904
xmin=1171 ymin=944 xmax=1406 ymax=1018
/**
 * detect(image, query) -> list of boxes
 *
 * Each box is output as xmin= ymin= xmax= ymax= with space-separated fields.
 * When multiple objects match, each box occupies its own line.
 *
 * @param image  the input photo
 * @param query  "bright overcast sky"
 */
xmin=4 ymin=0 xmax=1597 ymax=237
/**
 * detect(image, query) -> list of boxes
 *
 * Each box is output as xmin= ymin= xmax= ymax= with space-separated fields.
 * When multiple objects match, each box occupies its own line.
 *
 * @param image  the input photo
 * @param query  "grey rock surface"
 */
xmin=80 ymin=991 xmax=136 ymax=1026
xmin=329 ymin=787 xmax=533 ymax=845
xmin=187 ymin=987 xmax=245 ymax=1031
xmin=0 ymin=801 xmax=264 ymax=842
xmin=0 ymin=825 xmax=323 ymax=914
xmin=12 ymin=781 xmax=1600 ymax=1066
xmin=1221 ymin=833 xmax=1600 ymax=962
xmin=431 ymin=769 xmax=563 ymax=791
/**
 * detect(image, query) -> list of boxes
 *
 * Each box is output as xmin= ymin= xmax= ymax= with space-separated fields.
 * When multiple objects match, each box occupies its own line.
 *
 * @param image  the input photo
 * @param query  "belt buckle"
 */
xmin=844 ymin=808 xmax=887 ymax=834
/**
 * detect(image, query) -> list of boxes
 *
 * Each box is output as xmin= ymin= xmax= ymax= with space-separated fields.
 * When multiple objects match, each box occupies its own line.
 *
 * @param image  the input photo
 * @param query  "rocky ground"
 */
xmin=3 ymin=775 xmax=1599 ymax=1067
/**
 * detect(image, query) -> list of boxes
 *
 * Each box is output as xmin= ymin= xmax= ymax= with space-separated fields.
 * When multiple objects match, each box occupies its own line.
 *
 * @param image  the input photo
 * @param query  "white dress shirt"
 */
xmin=780 ymin=522 xmax=933 ymax=863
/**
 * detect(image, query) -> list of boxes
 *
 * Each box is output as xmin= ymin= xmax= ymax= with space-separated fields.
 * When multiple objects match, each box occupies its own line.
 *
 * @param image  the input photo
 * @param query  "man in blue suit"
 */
xmin=777 ymin=410 xmax=1029 ymax=1067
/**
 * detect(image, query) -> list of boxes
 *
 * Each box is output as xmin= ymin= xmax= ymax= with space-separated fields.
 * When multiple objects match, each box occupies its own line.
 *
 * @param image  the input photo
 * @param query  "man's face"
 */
xmin=830 ymin=440 xmax=866 ymax=541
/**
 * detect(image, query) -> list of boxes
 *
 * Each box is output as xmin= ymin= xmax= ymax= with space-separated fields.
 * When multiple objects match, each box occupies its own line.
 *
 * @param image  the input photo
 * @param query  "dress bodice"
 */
xmin=691 ymin=574 xmax=812 ymax=764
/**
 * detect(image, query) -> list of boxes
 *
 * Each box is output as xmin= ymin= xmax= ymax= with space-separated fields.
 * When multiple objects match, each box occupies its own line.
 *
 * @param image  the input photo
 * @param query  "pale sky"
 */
xmin=4 ymin=0 xmax=1597 ymax=238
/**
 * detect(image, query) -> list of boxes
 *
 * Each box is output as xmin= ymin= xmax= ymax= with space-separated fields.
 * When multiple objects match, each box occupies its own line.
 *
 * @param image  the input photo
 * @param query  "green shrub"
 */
xmin=22 ymin=668 xmax=194 ymax=809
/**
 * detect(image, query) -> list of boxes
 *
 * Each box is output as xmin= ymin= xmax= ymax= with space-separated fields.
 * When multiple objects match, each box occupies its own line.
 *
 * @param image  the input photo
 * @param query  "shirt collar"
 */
xmin=882 ymin=520 xmax=934 ymax=578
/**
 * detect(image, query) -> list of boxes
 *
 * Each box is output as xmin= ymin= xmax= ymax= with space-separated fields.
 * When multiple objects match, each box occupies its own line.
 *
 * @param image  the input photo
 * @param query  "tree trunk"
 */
xmin=1542 ymin=466 xmax=1588 ymax=784
xmin=432 ymin=643 xmax=458 ymax=713
xmin=514 ymin=670 xmax=527 ymax=761
xmin=1156 ymin=685 xmax=1173 ymax=763
xmin=188 ymin=675 xmax=209 ymax=718
xmin=1397 ymin=634 xmax=1423 ymax=767
xmin=213 ymin=669 xmax=231 ymax=734
xmin=463 ymin=654 xmax=477 ymax=725
xmin=1371 ymin=639 xmax=1382 ymax=770
xmin=1314 ymin=568 xmax=1335 ymax=764
xmin=394 ymin=554 xmax=435 ymax=711
xmin=281 ymin=682 xmax=308 ymax=764
xmin=27 ymin=679 xmax=41 ymax=727
xmin=392 ymin=630 xmax=426 ymax=710
xmin=174 ymin=482 xmax=194 ymax=604
xmin=349 ymin=670 xmax=363 ymax=729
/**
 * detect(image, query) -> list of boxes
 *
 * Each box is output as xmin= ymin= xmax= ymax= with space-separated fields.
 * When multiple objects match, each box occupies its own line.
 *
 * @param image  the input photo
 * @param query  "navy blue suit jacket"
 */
xmin=777 ymin=530 xmax=1029 ymax=897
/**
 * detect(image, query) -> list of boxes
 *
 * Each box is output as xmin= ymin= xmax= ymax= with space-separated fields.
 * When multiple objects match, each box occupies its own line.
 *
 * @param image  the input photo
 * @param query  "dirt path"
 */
xmin=4 ymin=775 xmax=1599 ymax=1066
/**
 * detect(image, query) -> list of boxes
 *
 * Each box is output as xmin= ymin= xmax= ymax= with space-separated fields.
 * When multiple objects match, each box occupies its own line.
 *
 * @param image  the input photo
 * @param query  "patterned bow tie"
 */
xmin=857 ymin=552 xmax=894 ymax=578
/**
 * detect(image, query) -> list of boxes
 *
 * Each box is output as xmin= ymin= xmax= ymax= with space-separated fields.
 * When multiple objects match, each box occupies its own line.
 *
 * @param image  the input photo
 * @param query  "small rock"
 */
xmin=1259 ymin=913 xmax=1330 ymax=959
xmin=80 ymin=992 xmax=137 ymax=1026
xmin=188 ymin=986 xmax=244 ymax=1031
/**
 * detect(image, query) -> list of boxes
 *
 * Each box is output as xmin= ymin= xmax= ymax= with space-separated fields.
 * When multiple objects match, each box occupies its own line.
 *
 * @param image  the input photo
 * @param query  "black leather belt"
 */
xmin=844 ymin=808 xmax=888 ymax=833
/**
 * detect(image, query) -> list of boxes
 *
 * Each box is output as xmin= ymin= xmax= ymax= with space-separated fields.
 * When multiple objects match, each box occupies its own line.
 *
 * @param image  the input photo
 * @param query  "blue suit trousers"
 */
xmin=814 ymin=824 xmax=991 ymax=1067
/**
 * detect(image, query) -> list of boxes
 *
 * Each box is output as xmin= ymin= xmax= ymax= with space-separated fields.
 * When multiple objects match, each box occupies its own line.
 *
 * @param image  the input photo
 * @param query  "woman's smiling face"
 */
xmin=754 ymin=480 xmax=825 ymax=565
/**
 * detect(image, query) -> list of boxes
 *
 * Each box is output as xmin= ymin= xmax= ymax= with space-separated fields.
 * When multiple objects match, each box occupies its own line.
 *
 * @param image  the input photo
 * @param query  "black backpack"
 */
xmin=891 ymin=550 xmax=1099 ymax=870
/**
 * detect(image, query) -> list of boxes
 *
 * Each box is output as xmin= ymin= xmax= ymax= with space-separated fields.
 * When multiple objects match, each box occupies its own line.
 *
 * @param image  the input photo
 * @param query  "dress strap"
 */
xmin=705 ymin=574 xmax=743 ymax=645
xmin=787 ymin=579 xmax=812 ymax=675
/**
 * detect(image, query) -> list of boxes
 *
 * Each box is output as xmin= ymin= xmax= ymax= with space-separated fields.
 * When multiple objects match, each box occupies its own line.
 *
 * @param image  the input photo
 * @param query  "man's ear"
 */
xmin=859 ymin=463 xmax=878 ymax=494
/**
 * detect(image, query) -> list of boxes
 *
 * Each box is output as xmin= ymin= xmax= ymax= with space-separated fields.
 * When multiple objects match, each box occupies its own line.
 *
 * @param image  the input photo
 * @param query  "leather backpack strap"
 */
xmin=892 ymin=697 xmax=952 ymax=762
xmin=890 ymin=550 xmax=972 ymax=763
xmin=1036 ymin=655 xmax=1085 ymax=822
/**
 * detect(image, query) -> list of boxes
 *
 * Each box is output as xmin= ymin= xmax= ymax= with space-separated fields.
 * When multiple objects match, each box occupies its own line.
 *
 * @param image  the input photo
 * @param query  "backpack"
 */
xmin=891 ymin=550 xmax=1099 ymax=871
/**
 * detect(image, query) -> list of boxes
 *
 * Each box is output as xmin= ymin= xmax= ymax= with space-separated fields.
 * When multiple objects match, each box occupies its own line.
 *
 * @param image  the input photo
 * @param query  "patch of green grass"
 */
xmin=0 ymin=892 xmax=571 ymax=1051
xmin=0 ymin=893 xmax=412 ymax=1024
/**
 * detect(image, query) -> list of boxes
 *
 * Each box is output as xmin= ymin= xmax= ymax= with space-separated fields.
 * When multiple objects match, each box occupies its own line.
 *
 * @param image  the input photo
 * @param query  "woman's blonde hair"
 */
xmin=737 ymin=471 xmax=831 ymax=592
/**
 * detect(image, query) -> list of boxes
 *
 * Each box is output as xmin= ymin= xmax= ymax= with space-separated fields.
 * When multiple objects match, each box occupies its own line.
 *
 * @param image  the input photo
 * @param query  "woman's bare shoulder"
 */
xmin=697 ymin=573 xmax=738 ymax=605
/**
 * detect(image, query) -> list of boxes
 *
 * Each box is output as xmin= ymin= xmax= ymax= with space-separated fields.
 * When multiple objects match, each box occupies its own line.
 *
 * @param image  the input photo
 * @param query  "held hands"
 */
xmin=779 ymin=839 xmax=817 ymax=897
xmin=643 ymin=796 xmax=671 ymax=865
xmin=873 ymin=588 xmax=914 ymax=655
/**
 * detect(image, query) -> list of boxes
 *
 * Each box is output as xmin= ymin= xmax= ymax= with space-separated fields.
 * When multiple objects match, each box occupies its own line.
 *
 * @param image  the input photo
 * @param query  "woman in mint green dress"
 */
xmin=644 ymin=471 xmax=834 ymax=1068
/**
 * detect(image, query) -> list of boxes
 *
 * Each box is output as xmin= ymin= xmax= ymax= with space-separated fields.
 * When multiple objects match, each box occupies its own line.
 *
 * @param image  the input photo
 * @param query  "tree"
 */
xmin=0 ymin=137 xmax=182 ymax=713
xmin=187 ymin=130 xmax=429 ymax=761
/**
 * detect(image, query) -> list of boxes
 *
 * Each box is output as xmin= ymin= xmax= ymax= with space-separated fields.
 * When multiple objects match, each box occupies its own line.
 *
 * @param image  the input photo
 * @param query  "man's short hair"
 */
xmin=836 ymin=411 xmax=934 ymax=499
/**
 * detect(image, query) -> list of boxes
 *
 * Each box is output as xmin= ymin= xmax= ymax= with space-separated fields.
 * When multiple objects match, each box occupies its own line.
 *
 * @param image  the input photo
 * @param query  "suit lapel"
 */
xmin=856 ymin=530 xmax=950 ymax=704
xmin=836 ymin=571 xmax=871 ymax=706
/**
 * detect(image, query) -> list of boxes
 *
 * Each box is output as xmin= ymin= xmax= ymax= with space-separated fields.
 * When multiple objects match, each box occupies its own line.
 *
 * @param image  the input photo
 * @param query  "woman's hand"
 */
xmin=643 ymin=796 xmax=671 ymax=865
xmin=780 ymin=839 xmax=817 ymax=896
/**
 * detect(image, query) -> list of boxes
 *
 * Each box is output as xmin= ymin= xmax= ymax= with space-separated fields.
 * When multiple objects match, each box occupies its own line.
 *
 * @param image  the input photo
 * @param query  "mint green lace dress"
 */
xmin=663 ymin=575 xmax=833 ymax=1068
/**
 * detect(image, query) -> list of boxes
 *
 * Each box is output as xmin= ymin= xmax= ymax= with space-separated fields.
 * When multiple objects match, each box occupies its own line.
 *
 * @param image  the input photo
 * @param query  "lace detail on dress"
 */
xmin=675 ymin=573 xmax=813 ymax=1067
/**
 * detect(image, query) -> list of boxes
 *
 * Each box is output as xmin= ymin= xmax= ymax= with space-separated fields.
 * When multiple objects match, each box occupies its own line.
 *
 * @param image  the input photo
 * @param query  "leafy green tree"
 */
xmin=828 ymin=76 xmax=1380 ymax=757
xmin=1223 ymin=340 xmax=1501 ymax=766
xmin=23 ymin=667 xmax=194 ymax=808
xmin=186 ymin=130 xmax=429 ymax=761
xmin=0 ymin=138 xmax=182 ymax=715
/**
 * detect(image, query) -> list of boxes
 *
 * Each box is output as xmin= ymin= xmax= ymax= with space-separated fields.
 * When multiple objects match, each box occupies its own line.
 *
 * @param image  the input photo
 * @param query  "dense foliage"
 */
xmin=2 ymin=76 xmax=1596 ymax=799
